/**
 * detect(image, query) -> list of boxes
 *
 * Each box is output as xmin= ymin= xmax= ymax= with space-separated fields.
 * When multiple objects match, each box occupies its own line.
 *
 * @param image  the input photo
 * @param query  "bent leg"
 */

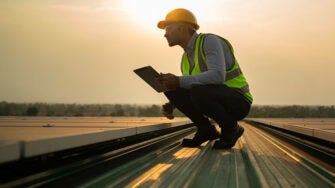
xmin=164 ymin=88 xmax=212 ymax=127
xmin=164 ymin=88 xmax=220 ymax=147
xmin=189 ymin=85 xmax=251 ymax=149
xmin=190 ymin=85 xmax=251 ymax=129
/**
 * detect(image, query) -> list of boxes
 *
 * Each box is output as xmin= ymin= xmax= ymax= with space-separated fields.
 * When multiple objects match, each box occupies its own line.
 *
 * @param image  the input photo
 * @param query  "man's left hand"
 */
xmin=155 ymin=73 xmax=179 ymax=90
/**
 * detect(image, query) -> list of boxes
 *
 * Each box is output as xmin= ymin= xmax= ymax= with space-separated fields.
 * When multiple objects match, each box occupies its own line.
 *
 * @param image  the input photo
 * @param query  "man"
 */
xmin=156 ymin=8 xmax=253 ymax=149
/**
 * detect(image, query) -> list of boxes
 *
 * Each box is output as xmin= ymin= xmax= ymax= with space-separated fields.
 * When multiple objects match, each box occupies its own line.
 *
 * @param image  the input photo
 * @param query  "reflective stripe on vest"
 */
xmin=181 ymin=33 xmax=253 ymax=103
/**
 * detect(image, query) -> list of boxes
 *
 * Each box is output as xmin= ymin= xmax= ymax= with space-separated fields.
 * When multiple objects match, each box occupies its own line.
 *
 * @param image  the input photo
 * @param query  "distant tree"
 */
xmin=0 ymin=101 xmax=11 ymax=116
xmin=138 ymin=105 xmax=161 ymax=117
xmin=112 ymin=104 xmax=125 ymax=116
xmin=26 ymin=106 xmax=39 ymax=116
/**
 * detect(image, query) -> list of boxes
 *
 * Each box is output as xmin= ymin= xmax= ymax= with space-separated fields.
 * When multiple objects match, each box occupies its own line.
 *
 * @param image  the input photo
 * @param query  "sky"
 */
xmin=1 ymin=0 xmax=335 ymax=105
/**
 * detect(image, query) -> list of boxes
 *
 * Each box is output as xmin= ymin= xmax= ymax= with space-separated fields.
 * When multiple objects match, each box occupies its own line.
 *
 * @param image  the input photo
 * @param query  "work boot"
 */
xmin=182 ymin=125 xmax=220 ymax=147
xmin=213 ymin=124 xmax=244 ymax=149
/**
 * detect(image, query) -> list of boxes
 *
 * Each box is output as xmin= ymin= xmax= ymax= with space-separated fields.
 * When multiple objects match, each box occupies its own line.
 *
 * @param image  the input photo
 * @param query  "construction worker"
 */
xmin=156 ymin=8 xmax=253 ymax=149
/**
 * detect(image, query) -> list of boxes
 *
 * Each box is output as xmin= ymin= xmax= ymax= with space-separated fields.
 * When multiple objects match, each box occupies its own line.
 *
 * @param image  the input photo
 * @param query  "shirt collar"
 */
xmin=186 ymin=32 xmax=198 ymax=53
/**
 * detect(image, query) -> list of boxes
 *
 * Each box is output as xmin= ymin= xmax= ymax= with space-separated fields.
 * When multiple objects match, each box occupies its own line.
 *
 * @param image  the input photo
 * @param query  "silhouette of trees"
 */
xmin=0 ymin=101 xmax=334 ymax=117
xmin=111 ymin=104 xmax=125 ymax=116
xmin=248 ymin=105 xmax=335 ymax=118
xmin=26 ymin=106 xmax=39 ymax=116
xmin=138 ymin=105 xmax=161 ymax=117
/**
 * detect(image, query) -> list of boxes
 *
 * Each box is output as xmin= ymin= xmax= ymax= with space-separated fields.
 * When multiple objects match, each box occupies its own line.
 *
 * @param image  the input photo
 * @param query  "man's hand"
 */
xmin=155 ymin=73 xmax=179 ymax=90
xmin=162 ymin=102 xmax=174 ymax=119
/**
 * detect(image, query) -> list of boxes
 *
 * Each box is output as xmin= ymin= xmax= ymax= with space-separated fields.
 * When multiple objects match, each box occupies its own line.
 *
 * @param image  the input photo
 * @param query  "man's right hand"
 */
xmin=162 ymin=102 xmax=174 ymax=119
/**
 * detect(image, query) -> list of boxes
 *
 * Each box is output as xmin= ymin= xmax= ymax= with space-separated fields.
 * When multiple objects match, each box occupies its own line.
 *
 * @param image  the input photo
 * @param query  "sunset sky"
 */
xmin=1 ymin=0 xmax=334 ymax=105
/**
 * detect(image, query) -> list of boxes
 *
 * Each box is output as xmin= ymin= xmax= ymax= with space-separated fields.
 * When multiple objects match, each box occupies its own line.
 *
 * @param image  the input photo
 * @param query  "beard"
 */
xmin=167 ymin=38 xmax=178 ymax=47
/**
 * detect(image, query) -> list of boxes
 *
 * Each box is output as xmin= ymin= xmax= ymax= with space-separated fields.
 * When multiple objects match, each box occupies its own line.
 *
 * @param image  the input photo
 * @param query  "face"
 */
xmin=164 ymin=23 xmax=182 ymax=47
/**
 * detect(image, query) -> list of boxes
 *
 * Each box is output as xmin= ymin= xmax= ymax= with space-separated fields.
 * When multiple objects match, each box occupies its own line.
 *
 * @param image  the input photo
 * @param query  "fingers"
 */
xmin=163 ymin=111 xmax=174 ymax=119
xmin=155 ymin=73 xmax=170 ymax=87
xmin=167 ymin=114 xmax=175 ymax=120
xmin=156 ymin=74 xmax=179 ymax=90
xmin=157 ymin=73 xmax=174 ymax=81
xmin=162 ymin=102 xmax=174 ymax=119
xmin=162 ymin=103 xmax=173 ymax=113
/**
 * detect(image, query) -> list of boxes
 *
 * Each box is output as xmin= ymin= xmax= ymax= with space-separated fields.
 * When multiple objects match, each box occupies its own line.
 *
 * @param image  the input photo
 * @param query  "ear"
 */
xmin=178 ymin=24 xmax=188 ymax=33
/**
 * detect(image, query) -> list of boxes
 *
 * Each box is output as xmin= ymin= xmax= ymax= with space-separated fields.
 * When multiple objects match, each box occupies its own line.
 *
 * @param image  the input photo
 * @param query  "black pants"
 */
xmin=164 ymin=85 xmax=251 ymax=131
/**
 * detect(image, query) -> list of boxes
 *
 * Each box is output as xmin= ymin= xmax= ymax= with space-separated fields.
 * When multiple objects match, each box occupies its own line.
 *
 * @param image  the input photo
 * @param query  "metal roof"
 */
xmin=1 ymin=118 xmax=334 ymax=187
xmin=80 ymin=122 xmax=334 ymax=188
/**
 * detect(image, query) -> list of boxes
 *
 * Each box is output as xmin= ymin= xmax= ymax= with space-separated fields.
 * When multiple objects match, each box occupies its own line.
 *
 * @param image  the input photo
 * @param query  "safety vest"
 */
xmin=181 ymin=33 xmax=253 ymax=103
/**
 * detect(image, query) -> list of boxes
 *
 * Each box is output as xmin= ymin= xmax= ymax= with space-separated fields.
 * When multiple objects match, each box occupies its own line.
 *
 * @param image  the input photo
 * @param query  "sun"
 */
xmin=120 ymin=0 xmax=212 ymax=31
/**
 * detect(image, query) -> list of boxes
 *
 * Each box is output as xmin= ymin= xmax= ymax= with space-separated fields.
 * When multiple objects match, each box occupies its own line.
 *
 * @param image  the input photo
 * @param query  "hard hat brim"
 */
xmin=157 ymin=21 xmax=167 ymax=29
xmin=157 ymin=20 xmax=200 ymax=30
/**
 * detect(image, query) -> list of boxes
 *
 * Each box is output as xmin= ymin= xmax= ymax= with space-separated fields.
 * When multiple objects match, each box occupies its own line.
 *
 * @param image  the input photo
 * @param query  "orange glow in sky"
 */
xmin=0 ymin=0 xmax=334 ymax=105
xmin=120 ymin=0 xmax=215 ymax=31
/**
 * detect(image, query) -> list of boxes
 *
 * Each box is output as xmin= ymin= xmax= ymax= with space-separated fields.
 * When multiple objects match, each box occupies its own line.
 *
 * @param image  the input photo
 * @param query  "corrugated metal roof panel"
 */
xmin=81 ymin=122 xmax=334 ymax=188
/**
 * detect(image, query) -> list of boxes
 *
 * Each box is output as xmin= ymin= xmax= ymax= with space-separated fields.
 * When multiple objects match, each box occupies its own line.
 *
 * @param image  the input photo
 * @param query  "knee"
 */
xmin=164 ymin=88 xmax=184 ymax=100
xmin=164 ymin=88 xmax=191 ymax=105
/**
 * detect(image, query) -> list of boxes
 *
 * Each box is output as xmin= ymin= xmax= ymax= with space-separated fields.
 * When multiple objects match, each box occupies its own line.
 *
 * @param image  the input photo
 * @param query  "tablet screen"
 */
xmin=134 ymin=66 xmax=168 ymax=93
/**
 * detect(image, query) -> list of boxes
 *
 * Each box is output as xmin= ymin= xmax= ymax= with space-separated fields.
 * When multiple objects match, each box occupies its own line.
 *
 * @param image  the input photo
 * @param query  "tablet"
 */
xmin=133 ymin=66 xmax=168 ymax=93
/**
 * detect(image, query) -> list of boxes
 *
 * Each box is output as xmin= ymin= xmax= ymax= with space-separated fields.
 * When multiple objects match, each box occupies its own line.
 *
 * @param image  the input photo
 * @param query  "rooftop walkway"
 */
xmin=81 ymin=121 xmax=334 ymax=188
xmin=0 ymin=117 xmax=334 ymax=187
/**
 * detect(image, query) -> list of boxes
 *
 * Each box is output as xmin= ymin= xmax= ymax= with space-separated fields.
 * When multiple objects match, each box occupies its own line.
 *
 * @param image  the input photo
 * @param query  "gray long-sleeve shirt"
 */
xmin=179 ymin=33 xmax=235 ymax=89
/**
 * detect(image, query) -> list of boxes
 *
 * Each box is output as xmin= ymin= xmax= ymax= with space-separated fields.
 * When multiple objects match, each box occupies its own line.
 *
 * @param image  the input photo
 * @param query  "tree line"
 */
xmin=0 ymin=101 xmax=334 ymax=118
xmin=248 ymin=105 xmax=335 ymax=118
xmin=0 ymin=101 xmax=184 ymax=117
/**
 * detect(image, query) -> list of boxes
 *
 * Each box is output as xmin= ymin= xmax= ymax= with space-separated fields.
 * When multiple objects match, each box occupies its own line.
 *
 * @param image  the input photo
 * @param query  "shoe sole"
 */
xmin=181 ymin=131 xmax=220 ymax=147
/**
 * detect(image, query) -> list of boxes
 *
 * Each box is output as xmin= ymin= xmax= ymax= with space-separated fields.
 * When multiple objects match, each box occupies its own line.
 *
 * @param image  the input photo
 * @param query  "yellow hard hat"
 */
xmin=157 ymin=8 xmax=200 ymax=30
